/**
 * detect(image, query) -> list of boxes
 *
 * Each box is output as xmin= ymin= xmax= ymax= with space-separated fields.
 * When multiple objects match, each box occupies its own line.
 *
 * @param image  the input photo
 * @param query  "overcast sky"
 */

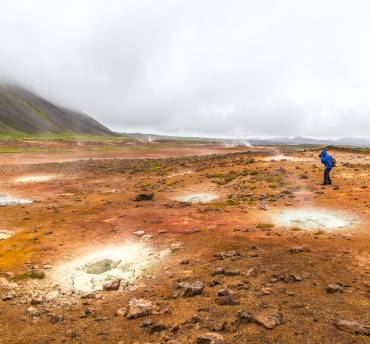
xmin=0 ymin=1 xmax=369 ymax=138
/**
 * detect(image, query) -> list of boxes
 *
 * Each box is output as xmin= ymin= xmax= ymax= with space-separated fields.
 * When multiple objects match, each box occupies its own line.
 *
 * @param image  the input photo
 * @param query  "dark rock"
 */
xmin=135 ymin=193 xmax=154 ymax=201
xmin=102 ymin=279 xmax=121 ymax=291
xmin=125 ymin=298 xmax=157 ymax=319
xmin=173 ymin=281 xmax=204 ymax=297
xmin=196 ymin=333 xmax=225 ymax=344
xmin=335 ymin=319 xmax=370 ymax=335
xmin=139 ymin=319 xmax=167 ymax=334
xmin=326 ymin=284 xmax=344 ymax=293
xmin=254 ymin=312 xmax=284 ymax=329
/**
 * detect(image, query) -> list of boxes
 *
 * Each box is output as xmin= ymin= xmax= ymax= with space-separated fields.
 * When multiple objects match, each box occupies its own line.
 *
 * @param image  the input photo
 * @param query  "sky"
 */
xmin=0 ymin=0 xmax=369 ymax=139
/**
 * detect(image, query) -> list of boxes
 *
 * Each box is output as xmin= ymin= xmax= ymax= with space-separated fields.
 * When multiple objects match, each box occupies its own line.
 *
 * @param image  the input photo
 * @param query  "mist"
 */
xmin=0 ymin=0 xmax=369 ymax=138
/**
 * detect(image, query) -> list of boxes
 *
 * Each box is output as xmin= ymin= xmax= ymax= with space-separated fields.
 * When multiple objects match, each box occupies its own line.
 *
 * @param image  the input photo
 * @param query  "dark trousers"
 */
xmin=323 ymin=167 xmax=332 ymax=185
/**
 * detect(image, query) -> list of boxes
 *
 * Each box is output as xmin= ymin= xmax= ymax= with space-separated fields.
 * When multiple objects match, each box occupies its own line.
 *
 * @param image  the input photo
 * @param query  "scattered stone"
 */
xmin=326 ymin=284 xmax=344 ymax=293
xmin=212 ymin=267 xmax=240 ymax=276
xmin=209 ymin=278 xmax=223 ymax=287
xmin=208 ymin=320 xmax=227 ymax=332
xmin=26 ymin=306 xmax=39 ymax=317
xmin=170 ymin=242 xmax=184 ymax=252
xmin=2 ymin=293 xmax=14 ymax=301
xmin=173 ymin=281 xmax=204 ymax=298
xmin=133 ymin=230 xmax=145 ymax=237
xmin=30 ymin=296 xmax=43 ymax=305
xmin=196 ymin=333 xmax=225 ymax=344
xmin=103 ymin=279 xmax=121 ymax=291
xmin=235 ymin=310 xmax=254 ymax=324
xmin=254 ymin=312 xmax=284 ymax=329
xmin=139 ymin=319 xmax=167 ymax=334
xmin=260 ymin=287 xmax=273 ymax=295
xmin=289 ymin=246 xmax=310 ymax=253
xmin=50 ymin=314 xmax=63 ymax=324
xmin=126 ymin=298 xmax=157 ymax=319
xmin=284 ymin=274 xmax=302 ymax=283
xmin=216 ymin=294 xmax=240 ymax=306
xmin=135 ymin=193 xmax=154 ymax=201
xmin=335 ymin=319 xmax=370 ymax=335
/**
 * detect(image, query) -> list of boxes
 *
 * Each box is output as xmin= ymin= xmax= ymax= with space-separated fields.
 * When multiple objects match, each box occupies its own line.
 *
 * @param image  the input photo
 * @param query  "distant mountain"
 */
xmin=0 ymin=84 xmax=113 ymax=135
xmin=250 ymin=136 xmax=370 ymax=147
xmin=122 ymin=132 xmax=370 ymax=147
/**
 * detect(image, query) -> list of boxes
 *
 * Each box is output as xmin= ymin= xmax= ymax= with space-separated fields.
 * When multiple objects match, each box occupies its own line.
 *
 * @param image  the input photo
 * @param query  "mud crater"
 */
xmin=51 ymin=242 xmax=168 ymax=292
xmin=273 ymin=207 xmax=356 ymax=230
xmin=177 ymin=193 xmax=219 ymax=203
xmin=0 ymin=193 xmax=32 ymax=206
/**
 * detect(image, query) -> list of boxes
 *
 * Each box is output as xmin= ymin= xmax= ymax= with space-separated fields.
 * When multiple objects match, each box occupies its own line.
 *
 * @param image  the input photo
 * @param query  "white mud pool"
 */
xmin=15 ymin=175 xmax=57 ymax=183
xmin=176 ymin=193 xmax=219 ymax=203
xmin=0 ymin=230 xmax=14 ymax=240
xmin=263 ymin=154 xmax=312 ymax=162
xmin=0 ymin=193 xmax=32 ymax=206
xmin=51 ymin=242 xmax=168 ymax=292
xmin=273 ymin=207 xmax=356 ymax=230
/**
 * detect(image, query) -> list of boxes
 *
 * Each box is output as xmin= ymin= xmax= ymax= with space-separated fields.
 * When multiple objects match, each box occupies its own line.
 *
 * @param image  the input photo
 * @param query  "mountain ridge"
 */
xmin=0 ymin=84 xmax=113 ymax=136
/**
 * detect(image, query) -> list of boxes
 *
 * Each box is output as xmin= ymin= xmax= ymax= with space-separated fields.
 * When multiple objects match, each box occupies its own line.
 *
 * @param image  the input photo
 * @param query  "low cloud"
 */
xmin=0 ymin=0 xmax=369 ymax=138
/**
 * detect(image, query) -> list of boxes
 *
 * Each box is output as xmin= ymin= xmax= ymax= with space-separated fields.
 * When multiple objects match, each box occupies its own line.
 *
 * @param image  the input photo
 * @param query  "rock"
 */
xmin=135 ymin=193 xmax=154 ymax=201
xmin=208 ymin=320 xmax=227 ymax=332
xmin=26 ymin=306 xmax=39 ymax=317
xmin=261 ymin=287 xmax=273 ymax=295
xmin=289 ymin=246 xmax=310 ymax=253
xmin=133 ymin=230 xmax=145 ymax=237
xmin=284 ymin=274 xmax=302 ymax=283
xmin=170 ymin=242 xmax=184 ymax=252
xmin=50 ymin=314 xmax=63 ymax=324
xmin=254 ymin=312 xmax=284 ymax=329
xmin=45 ymin=290 xmax=59 ymax=300
xmin=139 ymin=319 xmax=167 ymax=334
xmin=335 ymin=319 xmax=370 ymax=335
xmin=212 ymin=267 xmax=226 ymax=276
xmin=216 ymin=294 xmax=240 ymax=306
xmin=126 ymin=298 xmax=157 ymax=319
xmin=216 ymin=287 xmax=233 ymax=297
xmin=190 ymin=315 xmax=202 ymax=323
xmin=235 ymin=310 xmax=254 ymax=324
xmin=326 ymin=284 xmax=344 ymax=293
xmin=209 ymin=278 xmax=223 ymax=287
xmin=103 ymin=279 xmax=121 ymax=291
xmin=30 ymin=296 xmax=43 ymax=305
xmin=2 ymin=293 xmax=14 ymax=301
xmin=173 ymin=281 xmax=204 ymax=297
xmin=196 ymin=333 xmax=225 ymax=344
xmin=212 ymin=267 xmax=240 ymax=276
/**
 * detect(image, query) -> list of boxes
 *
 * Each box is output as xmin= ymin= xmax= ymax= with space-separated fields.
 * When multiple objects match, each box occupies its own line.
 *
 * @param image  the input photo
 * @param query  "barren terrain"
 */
xmin=0 ymin=140 xmax=369 ymax=344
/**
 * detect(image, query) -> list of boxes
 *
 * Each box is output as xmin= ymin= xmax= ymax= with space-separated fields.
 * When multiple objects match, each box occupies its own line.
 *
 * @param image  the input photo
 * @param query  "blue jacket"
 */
xmin=319 ymin=150 xmax=334 ymax=169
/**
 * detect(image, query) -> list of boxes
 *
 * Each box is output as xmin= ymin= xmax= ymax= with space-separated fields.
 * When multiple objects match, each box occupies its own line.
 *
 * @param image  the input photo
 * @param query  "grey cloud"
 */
xmin=0 ymin=0 xmax=369 ymax=138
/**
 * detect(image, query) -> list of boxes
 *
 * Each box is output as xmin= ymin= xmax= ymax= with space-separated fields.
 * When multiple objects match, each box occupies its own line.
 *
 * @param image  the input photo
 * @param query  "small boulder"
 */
xmin=254 ymin=312 xmax=284 ymax=329
xmin=335 ymin=319 xmax=370 ymax=336
xmin=326 ymin=284 xmax=344 ymax=294
xmin=103 ymin=279 xmax=121 ymax=291
xmin=125 ymin=298 xmax=157 ymax=319
xmin=173 ymin=281 xmax=204 ymax=298
xmin=196 ymin=333 xmax=225 ymax=344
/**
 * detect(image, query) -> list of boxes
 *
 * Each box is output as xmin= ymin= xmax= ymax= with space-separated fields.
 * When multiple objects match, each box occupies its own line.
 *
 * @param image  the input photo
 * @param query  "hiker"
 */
xmin=319 ymin=148 xmax=336 ymax=185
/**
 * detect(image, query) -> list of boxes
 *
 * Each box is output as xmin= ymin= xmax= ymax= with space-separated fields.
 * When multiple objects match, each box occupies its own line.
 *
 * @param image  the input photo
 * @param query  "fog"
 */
xmin=0 ymin=0 xmax=369 ymax=138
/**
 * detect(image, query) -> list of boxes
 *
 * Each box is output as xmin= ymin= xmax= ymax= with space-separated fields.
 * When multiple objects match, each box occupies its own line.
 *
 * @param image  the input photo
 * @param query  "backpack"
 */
xmin=331 ymin=157 xmax=336 ymax=167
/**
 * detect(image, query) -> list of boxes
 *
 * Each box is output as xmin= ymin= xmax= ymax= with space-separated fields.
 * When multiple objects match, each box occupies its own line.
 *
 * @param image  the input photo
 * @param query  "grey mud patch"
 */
xmin=0 ymin=194 xmax=32 ymax=206
xmin=273 ymin=207 xmax=356 ymax=230
xmin=51 ymin=242 xmax=169 ymax=293
xmin=0 ymin=230 xmax=14 ymax=240
xmin=176 ymin=193 xmax=219 ymax=203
